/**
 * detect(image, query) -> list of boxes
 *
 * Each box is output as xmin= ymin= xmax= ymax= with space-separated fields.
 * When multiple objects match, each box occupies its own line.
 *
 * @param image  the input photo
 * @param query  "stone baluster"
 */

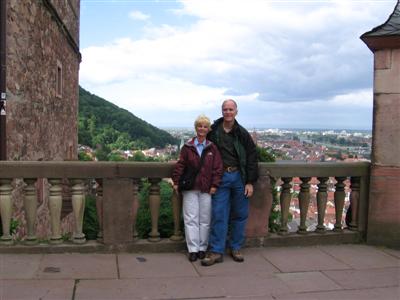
xmin=297 ymin=177 xmax=311 ymax=234
xmin=23 ymin=179 xmax=38 ymax=244
xmin=132 ymin=179 xmax=140 ymax=239
xmin=315 ymin=177 xmax=329 ymax=233
xmin=148 ymin=178 xmax=161 ymax=242
xmin=333 ymin=177 xmax=346 ymax=232
xmin=170 ymin=189 xmax=184 ymax=241
xmin=0 ymin=179 xmax=13 ymax=245
xmin=95 ymin=179 xmax=103 ymax=241
xmin=349 ymin=177 xmax=360 ymax=231
xmin=71 ymin=179 xmax=86 ymax=244
xmin=48 ymin=179 xmax=63 ymax=244
xmin=278 ymin=177 xmax=292 ymax=235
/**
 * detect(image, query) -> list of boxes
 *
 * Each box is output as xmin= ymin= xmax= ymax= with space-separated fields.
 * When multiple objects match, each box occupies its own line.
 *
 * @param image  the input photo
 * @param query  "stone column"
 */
xmin=349 ymin=177 xmax=360 ymax=231
xmin=361 ymin=7 xmax=400 ymax=247
xmin=70 ymin=179 xmax=86 ymax=244
xmin=102 ymin=178 xmax=134 ymax=245
xmin=148 ymin=178 xmax=161 ymax=242
xmin=245 ymin=175 xmax=273 ymax=237
xmin=278 ymin=177 xmax=292 ymax=235
xmin=95 ymin=179 xmax=103 ymax=242
xmin=297 ymin=177 xmax=311 ymax=234
xmin=170 ymin=189 xmax=183 ymax=241
xmin=333 ymin=177 xmax=346 ymax=232
xmin=367 ymin=49 xmax=400 ymax=247
xmin=132 ymin=179 xmax=140 ymax=240
xmin=316 ymin=177 xmax=328 ymax=233
xmin=0 ymin=179 xmax=13 ymax=245
xmin=48 ymin=179 xmax=63 ymax=244
xmin=23 ymin=179 xmax=38 ymax=244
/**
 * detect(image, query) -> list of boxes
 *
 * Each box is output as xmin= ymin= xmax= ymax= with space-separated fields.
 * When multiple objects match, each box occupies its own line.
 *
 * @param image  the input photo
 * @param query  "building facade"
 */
xmin=6 ymin=0 xmax=80 ymax=161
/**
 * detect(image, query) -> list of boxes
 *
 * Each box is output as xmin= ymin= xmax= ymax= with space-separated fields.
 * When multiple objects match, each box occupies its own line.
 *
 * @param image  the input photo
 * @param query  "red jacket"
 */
xmin=172 ymin=138 xmax=223 ymax=193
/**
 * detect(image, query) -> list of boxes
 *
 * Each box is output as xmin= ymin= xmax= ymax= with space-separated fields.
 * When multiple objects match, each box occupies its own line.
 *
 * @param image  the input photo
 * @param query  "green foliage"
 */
xmin=257 ymin=146 xmax=275 ymax=162
xmin=78 ymin=86 xmax=178 ymax=150
xmin=94 ymin=146 xmax=110 ymax=161
xmin=135 ymin=180 xmax=175 ymax=238
xmin=128 ymin=151 xmax=147 ymax=162
xmin=108 ymin=152 xmax=125 ymax=161
xmin=268 ymin=178 xmax=280 ymax=233
xmin=78 ymin=151 xmax=93 ymax=161
xmin=83 ymin=195 xmax=99 ymax=240
xmin=255 ymin=146 xmax=291 ymax=233
xmin=0 ymin=218 xmax=20 ymax=236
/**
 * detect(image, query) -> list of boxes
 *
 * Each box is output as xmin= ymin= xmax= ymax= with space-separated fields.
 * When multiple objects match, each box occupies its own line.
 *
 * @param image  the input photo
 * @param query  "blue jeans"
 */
xmin=208 ymin=171 xmax=248 ymax=254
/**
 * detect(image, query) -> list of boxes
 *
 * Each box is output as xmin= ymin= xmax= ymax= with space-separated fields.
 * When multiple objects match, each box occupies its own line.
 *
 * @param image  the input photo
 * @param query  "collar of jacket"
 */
xmin=211 ymin=117 xmax=240 ymax=134
xmin=184 ymin=137 xmax=212 ymax=148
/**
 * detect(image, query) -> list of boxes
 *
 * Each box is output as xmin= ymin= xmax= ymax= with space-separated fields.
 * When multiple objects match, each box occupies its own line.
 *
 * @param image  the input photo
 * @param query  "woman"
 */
xmin=172 ymin=115 xmax=223 ymax=262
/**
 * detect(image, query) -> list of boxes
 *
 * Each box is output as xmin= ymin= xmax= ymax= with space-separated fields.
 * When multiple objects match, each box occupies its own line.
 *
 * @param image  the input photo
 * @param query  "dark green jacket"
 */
xmin=207 ymin=117 xmax=258 ymax=184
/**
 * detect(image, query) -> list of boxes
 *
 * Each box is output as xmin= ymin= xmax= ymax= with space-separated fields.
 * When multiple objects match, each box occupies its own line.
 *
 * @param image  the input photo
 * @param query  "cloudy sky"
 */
xmin=79 ymin=0 xmax=397 ymax=130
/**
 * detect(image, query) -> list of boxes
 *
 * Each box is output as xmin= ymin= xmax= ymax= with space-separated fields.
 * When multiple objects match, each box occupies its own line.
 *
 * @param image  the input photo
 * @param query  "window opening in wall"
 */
xmin=56 ymin=60 xmax=63 ymax=98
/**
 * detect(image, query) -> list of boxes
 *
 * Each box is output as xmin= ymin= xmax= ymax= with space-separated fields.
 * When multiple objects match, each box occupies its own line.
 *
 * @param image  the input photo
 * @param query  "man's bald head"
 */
xmin=222 ymin=99 xmax=238 ymax=109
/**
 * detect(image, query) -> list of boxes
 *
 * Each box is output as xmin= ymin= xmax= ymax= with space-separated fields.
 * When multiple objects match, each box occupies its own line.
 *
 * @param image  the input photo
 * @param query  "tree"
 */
xmin=257 ymin=146 xmax=275 ymax=162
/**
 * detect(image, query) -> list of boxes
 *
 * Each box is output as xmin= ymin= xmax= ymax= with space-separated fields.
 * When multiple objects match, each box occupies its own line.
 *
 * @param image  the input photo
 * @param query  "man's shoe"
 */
xmin=230 ymin=249 xmax=244 ymax=262
xmin=201 ymin=252 xmax=223 ymax=266
xmin=188 ymin=252 xmax=198 ymax=262
xmin=198 ymin=251 xmax=206 ymax=259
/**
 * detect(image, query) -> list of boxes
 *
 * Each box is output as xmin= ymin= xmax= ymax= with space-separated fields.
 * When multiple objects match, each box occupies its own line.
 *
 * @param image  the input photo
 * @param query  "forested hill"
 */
xmin=78 ymin=86 xmax=178 ymax=149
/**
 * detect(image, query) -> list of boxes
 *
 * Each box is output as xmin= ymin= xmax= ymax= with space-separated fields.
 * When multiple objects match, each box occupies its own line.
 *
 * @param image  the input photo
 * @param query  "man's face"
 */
xmin=222 ymin=101 xmax=237 ymax=123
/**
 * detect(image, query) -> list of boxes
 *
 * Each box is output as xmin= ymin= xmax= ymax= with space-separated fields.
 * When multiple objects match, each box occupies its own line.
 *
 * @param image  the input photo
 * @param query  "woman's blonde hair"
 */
xmin=194 ymin=114 xmax=211 ymax=129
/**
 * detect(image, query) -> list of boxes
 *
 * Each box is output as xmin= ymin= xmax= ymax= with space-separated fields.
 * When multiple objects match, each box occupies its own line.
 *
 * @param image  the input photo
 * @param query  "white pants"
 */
xmin=182 ymin=190 xmax=212 ymax=253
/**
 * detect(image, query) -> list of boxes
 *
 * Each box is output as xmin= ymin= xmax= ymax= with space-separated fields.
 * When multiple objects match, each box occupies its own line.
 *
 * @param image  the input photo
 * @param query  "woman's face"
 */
xmin=196 ymin=122 xmax=209 ymax=139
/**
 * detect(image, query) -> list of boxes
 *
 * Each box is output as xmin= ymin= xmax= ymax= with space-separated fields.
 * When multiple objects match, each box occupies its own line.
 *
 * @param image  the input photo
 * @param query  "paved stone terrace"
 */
xmin=0 ymin=244 xmax=399 ymax=300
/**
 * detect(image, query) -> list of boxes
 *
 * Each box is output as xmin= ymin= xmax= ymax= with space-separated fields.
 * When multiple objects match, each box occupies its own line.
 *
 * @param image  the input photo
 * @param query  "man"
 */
xmin=201 ymin=99 xmax=258 ymax=266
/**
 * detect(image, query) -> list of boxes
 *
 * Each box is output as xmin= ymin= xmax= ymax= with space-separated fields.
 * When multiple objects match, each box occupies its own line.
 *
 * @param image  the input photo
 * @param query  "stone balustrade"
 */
xmin=0 ymin=161 xmax=370 ymax=250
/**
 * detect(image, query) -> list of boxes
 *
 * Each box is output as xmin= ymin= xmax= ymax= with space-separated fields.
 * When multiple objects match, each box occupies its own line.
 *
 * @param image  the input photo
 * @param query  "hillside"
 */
xmin=78 ymin=86 xmax=178 ymax=149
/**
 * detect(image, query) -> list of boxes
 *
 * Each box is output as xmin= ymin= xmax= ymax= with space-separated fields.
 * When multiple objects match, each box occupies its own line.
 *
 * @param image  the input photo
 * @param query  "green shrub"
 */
xmin=0 ymin=218 xmax=20 ymax=237
xmin=83 ymin=195 xmax=99 ymax=240
xmin=136 ymin=179 xmax=175 ymax=238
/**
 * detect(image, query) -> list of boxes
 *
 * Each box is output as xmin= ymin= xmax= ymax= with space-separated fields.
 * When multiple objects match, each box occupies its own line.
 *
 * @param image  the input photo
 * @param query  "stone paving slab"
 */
xmin=193 ymin=248 xmax=279 ymax=277
xmin=383 ymin=247 xmax=400 ymax=259
xmin=319 ymin=244 xmax=400 ymax=269
xmin=2 ymin=245 xmax=399 ymax=300
xmin=323 ymin=267 xmax=400 ymax=289
xmin=0 ymin=254 xmax=42 ymax=279
xmin=259 ymin=246 xmax=350 ymax=272
xmin=0 ymin=279 xmax=74 ymax=300
xmin=118 ymin=253 xmax=198 ymax=279
xmin=37 ymin=253 xmax=118 ymax=279
xmin=74 ymin=274 xmax=291 ymax=300
xmin=275 ymin=286 xmax=400 ymax=300
xmin=275 ymin=271 xmax=342 ymax=293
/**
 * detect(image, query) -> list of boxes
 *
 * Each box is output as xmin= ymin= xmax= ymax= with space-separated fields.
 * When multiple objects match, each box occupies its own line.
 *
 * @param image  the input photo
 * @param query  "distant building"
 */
xmin=251 ymin=129 xmax=258 ymax=145
xmin=5 ymin=0 xmax=80 ymax=160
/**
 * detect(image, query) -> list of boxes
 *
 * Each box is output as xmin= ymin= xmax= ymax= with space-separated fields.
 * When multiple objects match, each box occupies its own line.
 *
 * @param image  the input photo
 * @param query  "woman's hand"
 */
xmin=209 ymin=187 xmax=217 ymax=195
xmin=173 ymin=185 xmax=179 ymax=193
xmin=244 ymin=184 xmax=254 ymax=197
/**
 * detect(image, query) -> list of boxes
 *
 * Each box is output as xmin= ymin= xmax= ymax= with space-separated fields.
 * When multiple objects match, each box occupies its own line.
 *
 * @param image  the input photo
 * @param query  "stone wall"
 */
xmin=367 ymin=48 xmax=400 ymax=248
xmin=49 ymin=0 xmax=80 ymax=45
xmin=4 ymin=0 xmax=80 ymax=240
xmin=6 ymin=0 xmax=80 ymax=161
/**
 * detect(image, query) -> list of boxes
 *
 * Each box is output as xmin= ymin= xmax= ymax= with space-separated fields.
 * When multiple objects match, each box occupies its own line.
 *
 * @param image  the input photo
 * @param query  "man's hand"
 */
xmin=209 ymin=187 xmax=217 ymax=195
xmin=244 ymin=184 xmax=254 ymax=197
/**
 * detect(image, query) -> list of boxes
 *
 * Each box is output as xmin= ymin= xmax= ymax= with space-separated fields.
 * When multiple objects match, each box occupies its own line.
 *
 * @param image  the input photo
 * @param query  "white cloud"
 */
xmin=80 ymin=0 xmax=396 ymax=128
xmin=129 ymin=10 xmax=150 ymax=21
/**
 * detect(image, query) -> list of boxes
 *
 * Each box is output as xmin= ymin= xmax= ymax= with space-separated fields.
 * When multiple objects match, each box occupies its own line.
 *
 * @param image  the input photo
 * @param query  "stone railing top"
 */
xmin=0 ymin=161 xmax=370 ymax=179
